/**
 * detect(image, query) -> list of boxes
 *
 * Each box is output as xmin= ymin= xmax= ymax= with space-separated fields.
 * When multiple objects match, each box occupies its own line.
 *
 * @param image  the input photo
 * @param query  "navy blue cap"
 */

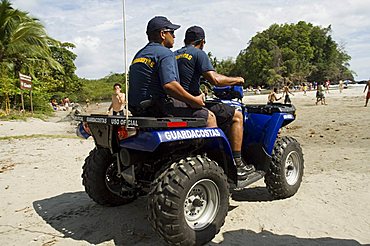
xmin=185 ymin=26 xmax=205 ymax=42
xmin=146 ymin=16 xmax=180 ymax=34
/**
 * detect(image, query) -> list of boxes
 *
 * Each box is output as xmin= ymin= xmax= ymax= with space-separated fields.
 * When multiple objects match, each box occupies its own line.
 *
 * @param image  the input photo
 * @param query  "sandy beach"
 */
xmin=0 ymin=85 xmax=369 ymax=246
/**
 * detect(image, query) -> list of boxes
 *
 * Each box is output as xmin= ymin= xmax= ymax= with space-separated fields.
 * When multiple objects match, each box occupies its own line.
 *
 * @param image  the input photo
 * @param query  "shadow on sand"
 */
xmin=33 ymin=191 xmax=363 ymax=246
xmin=208 ymin=229 xmax=362 ymax=246
xmin=231 ymin=186 xmax=274 ymax=202
xmin=33 ymin=191 xmax=161 ymax=245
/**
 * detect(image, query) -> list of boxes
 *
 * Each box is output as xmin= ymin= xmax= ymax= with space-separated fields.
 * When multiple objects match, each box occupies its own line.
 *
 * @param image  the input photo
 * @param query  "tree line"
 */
xmin=0 ymin=0 xmax=353 ymax=116
xmin=210 ymin=21 xmax=354 ymax=87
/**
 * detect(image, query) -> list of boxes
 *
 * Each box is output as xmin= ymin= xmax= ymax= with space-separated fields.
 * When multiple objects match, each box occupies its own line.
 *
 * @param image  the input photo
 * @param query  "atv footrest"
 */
xmin=236 ymin=171 xmax=264 ymax=189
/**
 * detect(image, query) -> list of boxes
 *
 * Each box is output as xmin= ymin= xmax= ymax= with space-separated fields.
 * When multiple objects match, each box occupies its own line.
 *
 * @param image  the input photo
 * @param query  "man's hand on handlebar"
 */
xmin=235 ymin=77 xmax=244 ymax=85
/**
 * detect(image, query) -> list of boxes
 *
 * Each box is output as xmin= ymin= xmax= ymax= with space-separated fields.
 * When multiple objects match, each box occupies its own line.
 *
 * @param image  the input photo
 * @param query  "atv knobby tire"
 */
xmin=82 ymin=148 xmax=136 ymax=206
xmin=148 ymin=156 xmax=229 ymax=246
xmin=265 ymin=136 xmax=304 ymax=199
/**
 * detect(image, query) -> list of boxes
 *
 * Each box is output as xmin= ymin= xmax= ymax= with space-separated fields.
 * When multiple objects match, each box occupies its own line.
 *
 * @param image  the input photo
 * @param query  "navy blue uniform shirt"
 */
xmin=174 ymin=45 xmax=214 ymax=95
xmin=128 ymin=42 xmax=180 ymax=108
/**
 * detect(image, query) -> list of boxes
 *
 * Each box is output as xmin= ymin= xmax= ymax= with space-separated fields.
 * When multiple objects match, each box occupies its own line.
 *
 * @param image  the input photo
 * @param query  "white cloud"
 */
xmin=10 ymin=0 xmax=370 ymax=80
xmin=74 ymin=36 xmax=101 ymax=50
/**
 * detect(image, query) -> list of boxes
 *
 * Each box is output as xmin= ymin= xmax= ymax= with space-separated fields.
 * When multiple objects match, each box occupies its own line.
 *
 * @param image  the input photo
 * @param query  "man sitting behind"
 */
xmin=174 ymin=26 xmax=255 ymax=180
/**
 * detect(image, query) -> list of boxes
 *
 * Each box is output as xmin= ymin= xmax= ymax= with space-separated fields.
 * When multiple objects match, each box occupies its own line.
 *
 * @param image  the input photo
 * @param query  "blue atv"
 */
xmin=76 ymin=85 xmax=304 ymax=246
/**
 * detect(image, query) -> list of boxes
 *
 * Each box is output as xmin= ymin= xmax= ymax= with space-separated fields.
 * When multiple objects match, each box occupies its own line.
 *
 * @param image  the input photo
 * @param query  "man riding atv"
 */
xmin=175 ymin=25 xmax=255 ymax=179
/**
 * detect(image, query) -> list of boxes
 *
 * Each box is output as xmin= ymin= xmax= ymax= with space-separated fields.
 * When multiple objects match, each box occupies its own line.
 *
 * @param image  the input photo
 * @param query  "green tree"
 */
xmin=234 ymin=21 xmax=353 ymax=87
xmin=79 ymin=73 xmax=127 ymax=103
xmin=49 ymin=42 xmax=79 ymax=93
xmin=0 ymin=0 xmax=62 ymax=73
xmin=207 ymin=52 xmax=218 ymax=69
xmin=207 ymin=52 xmax=237 ymax=76
xmin=0 ymin=0 xmax=62 ymax=113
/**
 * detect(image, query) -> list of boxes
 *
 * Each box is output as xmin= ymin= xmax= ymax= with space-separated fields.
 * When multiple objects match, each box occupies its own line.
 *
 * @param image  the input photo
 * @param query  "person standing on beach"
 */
xmin=267 ymin=88 xmax=282 ymax=104
xmin=282 ymin=83 xmax=294 ymax=104
xmin=315 ymin=82 xmax=327 ymax=105
xmin=325 ymin=79 xmax=330 ymax=93
xmin=364 ymin=80 xmax=370 ymax=107
xmin=107 ymin=83 xmax=126 ymax=116
xmin=303 ymin=83 xmax=308 ymax=95
xmin=339 ymin=80 xmax=344 ymax=93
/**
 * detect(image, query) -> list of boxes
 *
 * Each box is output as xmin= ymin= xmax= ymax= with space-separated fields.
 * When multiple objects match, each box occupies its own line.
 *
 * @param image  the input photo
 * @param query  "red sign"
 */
xmin=19 ymin=73 xmax=32 ymax=90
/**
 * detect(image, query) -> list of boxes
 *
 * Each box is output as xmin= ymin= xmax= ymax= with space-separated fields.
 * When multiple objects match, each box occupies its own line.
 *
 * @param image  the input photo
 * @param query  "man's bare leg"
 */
xmin=229 ymin=110 xmax=243 ymax=151
xmin=207 ymin=110 xmax=217 ymax=127
xmin=229 ymin=110 xmax=255 ymax=179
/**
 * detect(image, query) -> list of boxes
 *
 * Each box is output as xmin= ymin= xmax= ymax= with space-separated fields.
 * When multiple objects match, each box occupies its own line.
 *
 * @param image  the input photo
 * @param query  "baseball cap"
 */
xmin=185 ymin=26 xmax=205 ymax=42
xmin=146 ymin=16 xmax=180 ymax=34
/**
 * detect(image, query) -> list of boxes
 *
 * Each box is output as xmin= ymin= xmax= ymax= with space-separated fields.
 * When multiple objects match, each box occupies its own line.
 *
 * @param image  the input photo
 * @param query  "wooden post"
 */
xmin=20 ymin=91 xmax=25 ymax=113
xmin=30 ymin=90 xmax=33 ymax=114
xmin=5 ymin=93 xmax=10 ymax=115
xmin=19 ymin=73 xmax=32 ymax=114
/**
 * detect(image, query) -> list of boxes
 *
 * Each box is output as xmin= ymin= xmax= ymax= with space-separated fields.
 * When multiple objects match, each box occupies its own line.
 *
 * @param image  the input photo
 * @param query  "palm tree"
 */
xmin=0 ymin=0 xmax=62 ymax=114
xmin=0 ymin=0 xmax=62 ymax=73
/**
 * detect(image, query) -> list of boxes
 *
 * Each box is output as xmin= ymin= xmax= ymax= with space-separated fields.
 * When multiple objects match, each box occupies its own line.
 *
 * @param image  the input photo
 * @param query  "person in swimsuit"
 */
xmin=282 ymin=83 xmax=294 ymax=104
xmin=364 ymin=80 xmax=370 ymax=107
xmin=315 ymin=82 xmax=327 ymax=105
xmin=107 ymin=83 xmax=126 ymax=115
xmin=267 ymin=88 xmax=282 ymax=104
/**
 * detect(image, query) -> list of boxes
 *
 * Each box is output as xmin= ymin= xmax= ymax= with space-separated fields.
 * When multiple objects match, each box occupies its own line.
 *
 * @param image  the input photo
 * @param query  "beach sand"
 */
xmin=0 ymin=85 xmax=369 ymax=245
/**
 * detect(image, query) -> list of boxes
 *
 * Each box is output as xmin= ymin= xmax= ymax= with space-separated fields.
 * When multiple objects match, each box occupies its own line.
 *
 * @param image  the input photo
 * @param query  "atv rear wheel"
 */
xmin=82 ymin=148 xmax=136 ymax=206
xmin=265 ymin=136 xmax=304 ymax=199
xmin=148 ymin=156 xmax=229 ymax=246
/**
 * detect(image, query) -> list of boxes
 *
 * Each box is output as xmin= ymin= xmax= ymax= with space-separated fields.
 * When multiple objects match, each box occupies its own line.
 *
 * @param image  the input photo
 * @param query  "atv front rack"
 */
xmin=74 ymin=114 xmax=207 ymax=129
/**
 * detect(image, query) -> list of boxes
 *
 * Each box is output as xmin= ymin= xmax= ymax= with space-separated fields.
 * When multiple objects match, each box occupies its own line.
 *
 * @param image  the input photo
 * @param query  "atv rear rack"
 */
xmin=74 ymin=114 xmax=207 ymax=129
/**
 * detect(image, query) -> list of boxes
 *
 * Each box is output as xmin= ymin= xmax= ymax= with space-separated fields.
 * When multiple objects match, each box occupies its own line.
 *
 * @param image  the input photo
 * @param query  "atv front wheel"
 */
xmin=82 ymin=148 xmax=136 ymax=206
xmin=265 ymin=136 xmax=304 ymax=199
xmin=148 ymin=156 xmax=229 ymax=246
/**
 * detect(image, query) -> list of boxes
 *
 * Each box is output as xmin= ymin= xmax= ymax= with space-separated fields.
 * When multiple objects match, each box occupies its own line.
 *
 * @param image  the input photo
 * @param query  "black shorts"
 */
xmin=113 ymin=110 xmax=124 ymax=116
xmin=284 ymin=94 xmax=291 ymax=104
xmin=207 ymin=103 xmax=235 ymax=132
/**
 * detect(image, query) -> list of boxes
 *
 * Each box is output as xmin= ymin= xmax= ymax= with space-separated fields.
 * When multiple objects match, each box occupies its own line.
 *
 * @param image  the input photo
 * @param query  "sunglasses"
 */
xmin=194 ymin=39 xmax=206 ymax=45
xmin=162 ymin=29 xmax=175 ymax=35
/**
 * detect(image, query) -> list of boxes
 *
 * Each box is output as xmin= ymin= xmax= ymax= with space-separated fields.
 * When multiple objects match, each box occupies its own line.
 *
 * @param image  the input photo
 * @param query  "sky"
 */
xmin=11 ymin=0 xmax=370 ymax=81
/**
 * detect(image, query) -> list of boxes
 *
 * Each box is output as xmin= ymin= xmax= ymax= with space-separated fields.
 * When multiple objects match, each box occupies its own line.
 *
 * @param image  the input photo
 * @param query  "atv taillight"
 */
xmin=167 ymin=121 xmax=188 ymax=128
xmin=117 ymin=126 xmax=137 ymax=140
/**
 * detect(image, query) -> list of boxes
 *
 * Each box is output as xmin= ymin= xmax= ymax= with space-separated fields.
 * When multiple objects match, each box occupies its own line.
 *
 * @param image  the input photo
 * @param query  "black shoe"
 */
xmin=234 ymin=157 xmax=255 ymax=180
